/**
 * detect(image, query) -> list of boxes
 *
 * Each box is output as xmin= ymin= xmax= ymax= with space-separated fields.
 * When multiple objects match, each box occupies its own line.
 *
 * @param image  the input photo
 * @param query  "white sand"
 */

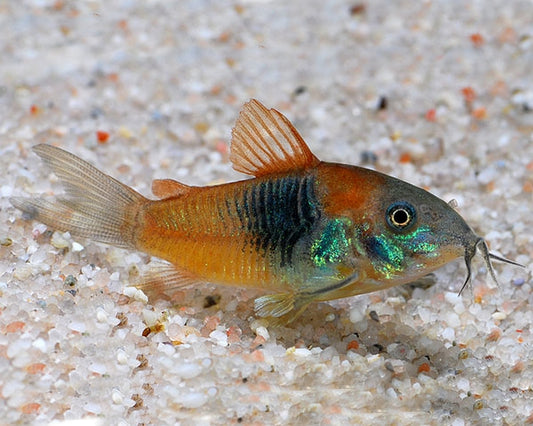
xmin=1 ymin=1 xmax=532 ymax=424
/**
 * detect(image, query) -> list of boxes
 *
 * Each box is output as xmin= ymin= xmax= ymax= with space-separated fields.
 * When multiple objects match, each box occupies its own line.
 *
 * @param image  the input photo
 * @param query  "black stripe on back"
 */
xmin=238 ymin=175 xmax=321 ymax=266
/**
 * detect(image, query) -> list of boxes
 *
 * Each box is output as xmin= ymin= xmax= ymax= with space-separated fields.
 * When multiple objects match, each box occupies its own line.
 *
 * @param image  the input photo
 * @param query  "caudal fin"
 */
xmin=10 ymin=144 xmax=147 ymax=249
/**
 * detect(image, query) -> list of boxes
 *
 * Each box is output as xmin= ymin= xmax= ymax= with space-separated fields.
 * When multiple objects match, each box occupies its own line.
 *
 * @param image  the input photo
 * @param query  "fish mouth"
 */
xmin=459 ymin=237 xmax=524 ymax=295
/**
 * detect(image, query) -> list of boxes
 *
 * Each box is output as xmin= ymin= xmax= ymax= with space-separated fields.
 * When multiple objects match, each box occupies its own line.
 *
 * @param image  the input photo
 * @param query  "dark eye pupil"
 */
xmin=386 ymin=202 xmax=416 ymax=230
xmin=392 ymin=209 xmax=409 ymax=225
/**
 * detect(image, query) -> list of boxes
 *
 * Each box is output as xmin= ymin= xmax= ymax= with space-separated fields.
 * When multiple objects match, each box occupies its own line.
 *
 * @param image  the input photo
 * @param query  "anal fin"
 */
xmin=136 ymin=260 xmax=204 ymax=301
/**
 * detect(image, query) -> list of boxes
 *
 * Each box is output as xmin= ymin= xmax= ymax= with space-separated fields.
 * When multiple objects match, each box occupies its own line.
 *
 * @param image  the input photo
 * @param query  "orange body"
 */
xmin=135 ymin=164 xmax=379 ymax=288
xmin=11 ymin=99 xmax=520 ymax=324
xmin=134 ymin=161 xmax=463 ymax=303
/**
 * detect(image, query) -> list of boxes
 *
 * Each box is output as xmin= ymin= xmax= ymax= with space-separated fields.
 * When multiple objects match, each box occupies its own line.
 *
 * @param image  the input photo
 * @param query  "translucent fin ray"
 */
xmin=230 ymin=99 xmax=319 ymax=177
xmin=136 ymin=260 xmax=204 ymax=301
xmin=254 ymin=292 xmax=313 ymax=326
xmin=10 ymin=144 xmax=146 ymax=248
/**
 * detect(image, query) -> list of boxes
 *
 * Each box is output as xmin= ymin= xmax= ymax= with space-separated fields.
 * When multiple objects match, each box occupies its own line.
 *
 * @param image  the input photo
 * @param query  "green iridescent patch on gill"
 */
xmin=311 ymin=218 xmax=351 ymax=268
xmin=368 ymin=226 xmax=439 ymax=279
xmin=395 ymin=225 xmax=439 ymax=256
xmin=371 ymin=234 xmax=405 ymax=279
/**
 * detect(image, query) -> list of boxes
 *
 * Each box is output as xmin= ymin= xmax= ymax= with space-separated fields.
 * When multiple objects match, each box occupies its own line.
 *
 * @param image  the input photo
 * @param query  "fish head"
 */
xmin=351 ymin=171 xmax=520 ymax=289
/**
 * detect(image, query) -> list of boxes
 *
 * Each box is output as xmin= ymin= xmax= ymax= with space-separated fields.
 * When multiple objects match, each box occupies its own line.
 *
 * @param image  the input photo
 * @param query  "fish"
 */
xmin=10 ymin=99 xmax=523 ymax=325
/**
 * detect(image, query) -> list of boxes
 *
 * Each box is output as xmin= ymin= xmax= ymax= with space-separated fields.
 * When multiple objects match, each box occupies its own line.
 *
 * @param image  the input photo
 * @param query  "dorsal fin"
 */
xmin=230 ymin=99 xmax=320 ymax=177
xmin=152 ymin=179 xmax=191 ymax=199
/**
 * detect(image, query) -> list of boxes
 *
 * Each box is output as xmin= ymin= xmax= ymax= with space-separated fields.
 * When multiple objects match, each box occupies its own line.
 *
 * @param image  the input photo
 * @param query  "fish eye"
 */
xmin=386 ymin=201 xmax=416 ymax=231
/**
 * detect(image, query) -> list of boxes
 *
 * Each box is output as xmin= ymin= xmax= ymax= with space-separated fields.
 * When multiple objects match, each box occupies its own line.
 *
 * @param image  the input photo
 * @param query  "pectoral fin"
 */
xmin=254 ymin=292 xmax=313 ymax=326
xmin=255 ymin=293 xmax=296 ymax=318
xmin=254 ymin=272 xmax=360 ymax=326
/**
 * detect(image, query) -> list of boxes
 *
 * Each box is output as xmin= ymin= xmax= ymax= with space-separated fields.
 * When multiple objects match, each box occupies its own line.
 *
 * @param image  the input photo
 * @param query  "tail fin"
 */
xmin=10 ymin=144 xmax=147 ymax=249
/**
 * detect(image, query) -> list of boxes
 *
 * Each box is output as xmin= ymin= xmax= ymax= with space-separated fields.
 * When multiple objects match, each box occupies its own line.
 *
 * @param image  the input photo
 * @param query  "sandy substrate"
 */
xmin=1 ymin=1 xmax=532 ymax=424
